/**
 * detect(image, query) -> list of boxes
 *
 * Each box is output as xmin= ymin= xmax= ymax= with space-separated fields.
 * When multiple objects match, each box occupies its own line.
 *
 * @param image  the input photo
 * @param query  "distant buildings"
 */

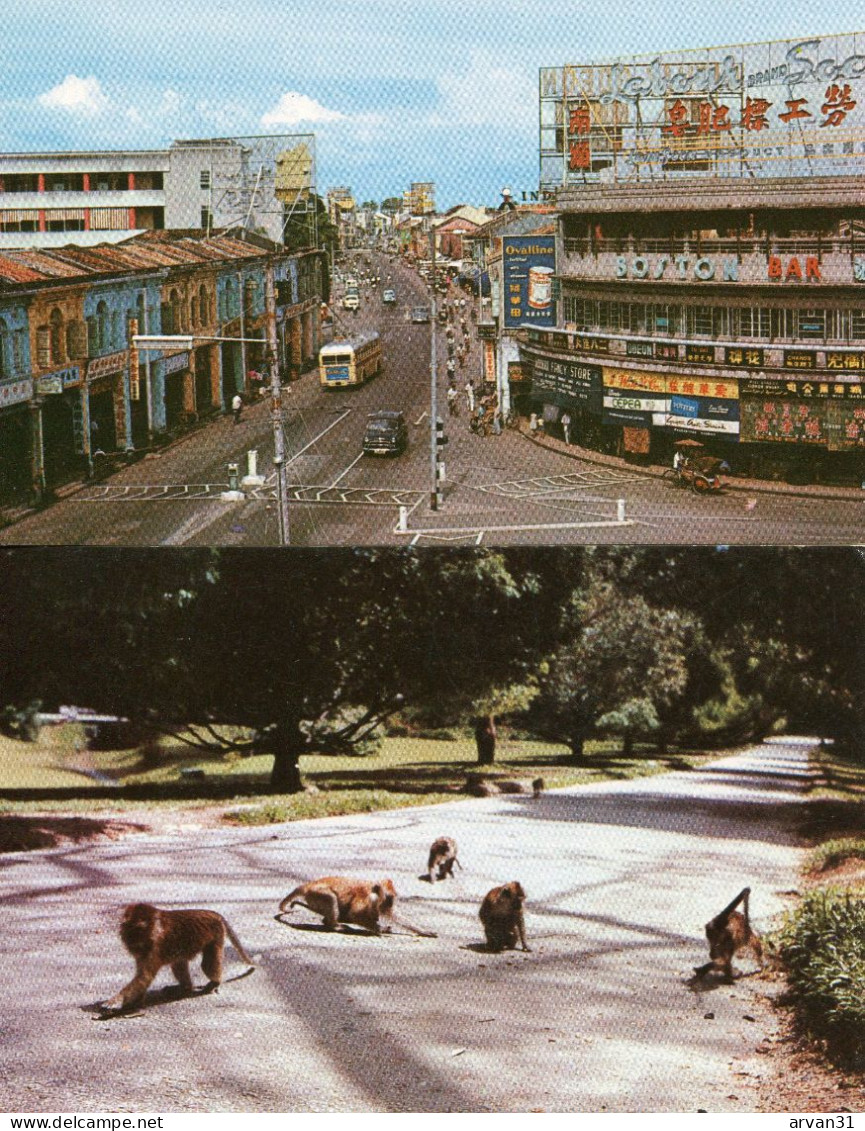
xmin=0 ymin=135 xmax=316 ymax=250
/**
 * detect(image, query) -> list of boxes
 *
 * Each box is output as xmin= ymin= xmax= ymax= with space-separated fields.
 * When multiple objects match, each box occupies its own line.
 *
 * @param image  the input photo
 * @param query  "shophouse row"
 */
xmin=0 ymin=229 xmax=325 ymax=505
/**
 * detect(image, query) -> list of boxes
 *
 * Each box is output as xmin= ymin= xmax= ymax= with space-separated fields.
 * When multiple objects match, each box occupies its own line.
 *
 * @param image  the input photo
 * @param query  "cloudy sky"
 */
xmin=3 ymin=0 xmax=863 ymax=209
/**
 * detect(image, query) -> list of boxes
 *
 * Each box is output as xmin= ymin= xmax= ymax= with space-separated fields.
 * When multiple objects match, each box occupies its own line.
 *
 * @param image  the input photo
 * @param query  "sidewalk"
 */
xmin=521 ymin=423 xmax=865 ymax=502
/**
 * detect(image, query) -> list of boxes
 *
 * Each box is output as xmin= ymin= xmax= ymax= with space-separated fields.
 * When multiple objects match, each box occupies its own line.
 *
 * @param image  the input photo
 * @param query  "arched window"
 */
xmin=49 ymin=308 xmax=65 ymax=365
xmin=170 ymin=289 xmax=182 ymax=333
xmin=199 ymin=284 xmax=210 ymax=326
xmin=96 ymin=300 xmax=109 ymax=354
xmin=225 ymin=277 xmax=239 ymax=320
xmin=0 ymin=318 xmax=8 ymax=378
xmin=243 ymin=278 xmax=258 ymax=317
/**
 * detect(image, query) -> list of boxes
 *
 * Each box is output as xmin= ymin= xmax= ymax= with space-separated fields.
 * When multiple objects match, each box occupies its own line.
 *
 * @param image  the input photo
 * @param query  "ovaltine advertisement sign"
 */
xmin=502 ymin=236 xmax=556 ymax=329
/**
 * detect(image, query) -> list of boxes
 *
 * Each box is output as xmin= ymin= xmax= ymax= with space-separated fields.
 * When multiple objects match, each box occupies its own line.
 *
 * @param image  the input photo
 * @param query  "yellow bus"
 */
xmin=318 ymin=332 xmax=382 ymax=388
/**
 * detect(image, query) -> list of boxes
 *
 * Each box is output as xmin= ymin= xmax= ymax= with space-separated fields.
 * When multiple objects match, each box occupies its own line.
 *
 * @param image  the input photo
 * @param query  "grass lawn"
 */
xmin=0 ymin=726 xmax=720 ymax=825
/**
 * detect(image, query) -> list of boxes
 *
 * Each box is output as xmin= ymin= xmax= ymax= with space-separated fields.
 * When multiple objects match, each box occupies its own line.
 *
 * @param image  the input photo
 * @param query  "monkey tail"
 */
xmin=392 ymin=913 xmax=438 ymax=938
xmin=711 ymin=886 xmax=751 ymax=928
xmin=221 ymin=917 xmax=256 ymax=968
xmin=454 ymin=856 xmax=463 ymax=870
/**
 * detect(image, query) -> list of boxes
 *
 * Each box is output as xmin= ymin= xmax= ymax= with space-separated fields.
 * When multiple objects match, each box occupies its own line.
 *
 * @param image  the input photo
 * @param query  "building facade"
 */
xmin=523 ymin=33 xmax=865 ymax=480
xmin=0 ymin=135 xmax=316 ymax=250
xmin=0 ymin=230 xmax=324 ymax=507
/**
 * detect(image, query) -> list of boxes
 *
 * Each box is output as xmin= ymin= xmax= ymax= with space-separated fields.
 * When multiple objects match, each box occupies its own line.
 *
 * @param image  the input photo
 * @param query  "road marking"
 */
xmin=161 ymin=502 xmax=239 ymax=546
xmin=70 ymin=481 xmax=426 ymax=507
xmin=329 ymin=452 xmax=364 ymax=487
xmin=473 ymin=468 xmax=650 ymax=498
xmin=414 ymin=411 xmax=428 ymax=426
xmin=285 ymin=409 xmax=352 ymax=466
xmin=397 ymin=518 xmax=633 ymax=538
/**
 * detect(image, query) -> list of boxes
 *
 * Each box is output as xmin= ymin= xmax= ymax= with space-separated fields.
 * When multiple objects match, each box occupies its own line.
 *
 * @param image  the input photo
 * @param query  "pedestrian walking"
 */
xmin=529 ymin=411 xmax=539 ymax=434
xmin=232 ymin=392 xmax=243 ymax=424
xmin=561 ymin=411 xmax=572 ymax=445
xmin=465 ymin=378 xmax=475 ymax=413
xmin=447 ymin=384 xmax=459 ymax=416
xmin=492 ymin=410 xmax=502 ymax=435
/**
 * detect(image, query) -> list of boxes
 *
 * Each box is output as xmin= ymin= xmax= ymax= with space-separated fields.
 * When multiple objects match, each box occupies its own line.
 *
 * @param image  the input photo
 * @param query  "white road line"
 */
xmin=329 ymin=452 xmax=364 ymax=488
xmin=285 ymin=409 xmax=352 ymax=466
xmin=161 ymin=502 xmax=238 ymax=546
xmin=414 ymin=411 xmax=428 ymax=426
xmin=396 ymin=518 xmax=633 ymax=537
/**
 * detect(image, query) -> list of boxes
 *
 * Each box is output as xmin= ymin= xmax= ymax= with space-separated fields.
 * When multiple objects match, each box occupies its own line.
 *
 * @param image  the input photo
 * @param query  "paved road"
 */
xmin=2 ymin=254 xmax=864 ymax=545
xmin=0 ymin=740 xmax=814 ymax=1113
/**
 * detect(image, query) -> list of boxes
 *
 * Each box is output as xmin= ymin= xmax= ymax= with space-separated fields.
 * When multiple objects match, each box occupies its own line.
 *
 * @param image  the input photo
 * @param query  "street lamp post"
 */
xmin=269 ymin=354 xmax=290 ymax=546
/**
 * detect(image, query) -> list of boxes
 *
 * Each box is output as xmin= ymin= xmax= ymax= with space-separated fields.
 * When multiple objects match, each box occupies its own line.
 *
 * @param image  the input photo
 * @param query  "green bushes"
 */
xmin=774 ymin=889 xmax=865 ymax=1069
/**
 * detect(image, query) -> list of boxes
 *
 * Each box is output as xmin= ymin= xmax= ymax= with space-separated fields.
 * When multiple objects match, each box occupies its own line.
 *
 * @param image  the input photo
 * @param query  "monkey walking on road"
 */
xmin=100 ymin=904 xmax=255 ymax=1013
xmin=694 ymin=886 xmax=764 ymax=982
xmin=280 ymin=876 xmax=437 ymax=938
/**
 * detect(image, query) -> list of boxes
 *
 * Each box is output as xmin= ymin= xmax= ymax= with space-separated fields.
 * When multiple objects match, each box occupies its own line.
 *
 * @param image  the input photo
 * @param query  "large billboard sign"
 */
xmin=502 ymin=236 xmax=557 ymax=329
xmin=540 ymin=33 xmax=865 ymax=187
xmin=178 ymin=134 xmax=316 ymax=245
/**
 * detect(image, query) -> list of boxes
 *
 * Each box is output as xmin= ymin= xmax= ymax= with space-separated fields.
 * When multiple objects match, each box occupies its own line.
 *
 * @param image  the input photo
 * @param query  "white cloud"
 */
xmin=261 ymin=92 xmax=346 ymax=128
xmin=37 ymin=75 xmax=109 ymax=116
xmin=433 ymin=51 xmax=536 ymax=130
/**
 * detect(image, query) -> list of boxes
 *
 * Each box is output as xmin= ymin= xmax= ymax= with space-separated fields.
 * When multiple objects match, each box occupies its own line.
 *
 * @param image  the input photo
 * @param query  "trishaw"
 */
xmin=664 ymin=440 xmax=726 ymax=494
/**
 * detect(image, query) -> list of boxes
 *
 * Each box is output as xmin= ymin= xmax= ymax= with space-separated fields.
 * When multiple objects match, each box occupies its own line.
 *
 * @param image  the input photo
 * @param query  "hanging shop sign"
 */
xmin=666 ymin=394 xmax=740 ymax=435
xmin=685 ymin=344 xmax=716 ymax=364
xmin=87 ymin=351 xmax=127 ymax=380
xmin=825 ymin=351 xmax=865 ymax=371
xmin=724 ymin=347 xmax=765 ymax=368
xmin=740 ymin=397 xmax=827 ymax=443
xmin=530 ymin=354 xmax=603 ymax=407
xmin=667 ymin=376 xmax=739 ymax=399
xmin=783 ymin=350 xmax=817 ymax=369
xmin=740 ymin=376 xmax=864 ymax=398
xmin=163 ymin=351 xmax=190 ymax=376
xmin=603 ymin=367 xmax=666 ymax=394
xmin=508 ymin=361 xmax=527 ymax=383
xmin=1 ymin=377 xmax=33 ymax=406
xmin=502 ymin=236 xmax=557 ymax=329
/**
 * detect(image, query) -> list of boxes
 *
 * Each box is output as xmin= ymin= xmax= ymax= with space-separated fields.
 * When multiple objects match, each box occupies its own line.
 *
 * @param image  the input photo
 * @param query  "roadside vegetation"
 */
xmin=769 ymin=742 xmax=865 ymax=1073
xmin=0 ymin=724 xmax=719 ymax=833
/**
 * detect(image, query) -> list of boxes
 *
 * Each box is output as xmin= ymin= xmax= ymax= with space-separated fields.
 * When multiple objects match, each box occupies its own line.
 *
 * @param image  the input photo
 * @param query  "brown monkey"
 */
xmin=427 ymin=837 xmax=461 ymax=882
xmin=100 ymin=903 xmax=255 ymax=1012
xmin=280 ymin=876 xmax=437 ymax=938
xmin=466 ymin=776 xmax=501 ymax=797
xmin=695 ymin=887 xmax=764 ymax=982
xmin=479 ymin=881 xmax=531 ymax=952
xmin=279 ymin=876 xmax=397 ymax=935
xmin=496 ymin=778 xmax=545 ymax=797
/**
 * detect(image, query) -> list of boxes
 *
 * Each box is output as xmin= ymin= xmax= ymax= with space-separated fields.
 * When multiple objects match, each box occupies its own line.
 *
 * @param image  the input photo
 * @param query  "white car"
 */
xmin=382 ymin=288 xmax=397 ymax=304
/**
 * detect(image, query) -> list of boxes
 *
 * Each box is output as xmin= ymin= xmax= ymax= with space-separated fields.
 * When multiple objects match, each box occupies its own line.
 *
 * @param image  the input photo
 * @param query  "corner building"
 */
xmin=523 ymin=33 xmax=865 ymax=481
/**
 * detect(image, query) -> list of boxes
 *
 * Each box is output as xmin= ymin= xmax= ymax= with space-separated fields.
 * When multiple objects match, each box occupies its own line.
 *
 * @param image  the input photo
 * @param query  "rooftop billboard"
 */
xmin=539 ymin=33 xmax=865 ymax=187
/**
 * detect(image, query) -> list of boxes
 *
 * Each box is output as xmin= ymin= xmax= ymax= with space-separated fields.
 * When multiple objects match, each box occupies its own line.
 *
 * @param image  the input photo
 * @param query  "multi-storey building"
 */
xmin=0 ymin=230 xmax=324 ymax=506
xmin=0 ymin=135 xmax=316 ymax=250
xmin=521 ymin=32 xmax=865 ymax=481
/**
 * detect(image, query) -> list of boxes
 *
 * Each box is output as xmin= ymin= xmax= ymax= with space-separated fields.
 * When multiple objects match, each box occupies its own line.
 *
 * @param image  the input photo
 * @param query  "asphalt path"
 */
xmin=0 ymin=739 xmax=814 ymax=1113
xmin=2 ymin=254 xmax=864 ymax=545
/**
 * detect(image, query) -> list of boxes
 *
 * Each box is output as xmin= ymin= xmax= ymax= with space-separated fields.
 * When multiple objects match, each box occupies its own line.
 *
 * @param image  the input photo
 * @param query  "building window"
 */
xmin=95 ymin=301 xmax=109 ymax=354
xmin=850 ymin=310 xmax=865 ymax=340
xmin=0 ymin=318 xmax=7 ymax=378
xmin=199 ymin=284 xmax=210 ymax=326
xmin=49 ymin=308 xmax=65 ymax=365
xmin=200 ymin=170 xmax=211 ymax=189
xmin=201 ymin=206 xmax=212 ymax=230
xmin=797 ymin=309 xmax=826 ymax=341
xmin=688 ymin=306 xmax=714 ymax=337
xmin=36 ymin=325 xmax=51 ymax=368
xmin=13 ymin=327 xmax=26 ymax=373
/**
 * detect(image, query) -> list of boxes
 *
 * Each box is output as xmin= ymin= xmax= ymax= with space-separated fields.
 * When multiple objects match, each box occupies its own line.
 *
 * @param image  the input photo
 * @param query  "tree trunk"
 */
xmin=567 ymin=732 xmax=586 ymax=764
xmin=269 ymin=720 xmax=306 ymax=793
xmin=622 ymin=731 xmax=634 ymax=757
xmin=475 ymin=714 xmax=497 ymax=766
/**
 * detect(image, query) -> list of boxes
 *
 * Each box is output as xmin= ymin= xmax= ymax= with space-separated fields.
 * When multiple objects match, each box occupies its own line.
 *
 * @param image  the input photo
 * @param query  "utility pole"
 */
xmin=429 ymin=224 xmax=441 ymax=511
xmin=265 ymin=262 xmax=290 ymax=546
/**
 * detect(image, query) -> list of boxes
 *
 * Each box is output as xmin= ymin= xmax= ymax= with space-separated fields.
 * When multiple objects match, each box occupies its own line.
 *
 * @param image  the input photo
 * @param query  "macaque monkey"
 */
xmin=280 ymin=876 xmax=438 ymax=939
xmin=695 ymin=887 xmax=763 ymax=982
xmin=101 ymin=903 xmax=255 ymax=1012
xmin=479 ymin=881 xmax=531 ymax=952
xmin=427 ymin=837 xmax=461 ymax=882
xmin=280 ymin=877 xmax=396 ymax=935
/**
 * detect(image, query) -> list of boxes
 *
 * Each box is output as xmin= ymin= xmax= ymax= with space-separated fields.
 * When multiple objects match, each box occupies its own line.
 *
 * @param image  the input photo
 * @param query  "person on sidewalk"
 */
xmin=561 ymin=412 xmax=572 ymax=445
xmin=232 ymin=393 xmax=243 ymax=425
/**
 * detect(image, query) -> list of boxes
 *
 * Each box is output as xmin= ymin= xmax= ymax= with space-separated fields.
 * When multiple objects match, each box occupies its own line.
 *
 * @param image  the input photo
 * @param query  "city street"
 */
xmin=2 ymin=255 xmax=864 ymax=547
xmin=0 ymin=740 xmax=813 ymax=1113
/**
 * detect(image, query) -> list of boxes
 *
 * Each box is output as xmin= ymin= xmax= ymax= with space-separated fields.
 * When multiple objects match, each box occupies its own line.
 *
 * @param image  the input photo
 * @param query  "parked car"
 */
xmin=362 ymin=410 xmax=408 ymax=456
xmin=411 ymin=305 xmax=431 ymax=323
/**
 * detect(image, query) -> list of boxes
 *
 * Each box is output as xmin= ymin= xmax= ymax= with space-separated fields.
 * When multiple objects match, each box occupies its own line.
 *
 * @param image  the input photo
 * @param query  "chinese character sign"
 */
xmin=502 ymin=237 xmax=557 ymax=329
xmin=540 ymin=32 xmax=865 ymax=186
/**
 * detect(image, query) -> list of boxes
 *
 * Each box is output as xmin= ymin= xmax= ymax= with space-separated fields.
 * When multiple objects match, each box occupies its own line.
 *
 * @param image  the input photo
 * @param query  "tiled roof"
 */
xmin=0 ymin=229 xmax=275 ymax=287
